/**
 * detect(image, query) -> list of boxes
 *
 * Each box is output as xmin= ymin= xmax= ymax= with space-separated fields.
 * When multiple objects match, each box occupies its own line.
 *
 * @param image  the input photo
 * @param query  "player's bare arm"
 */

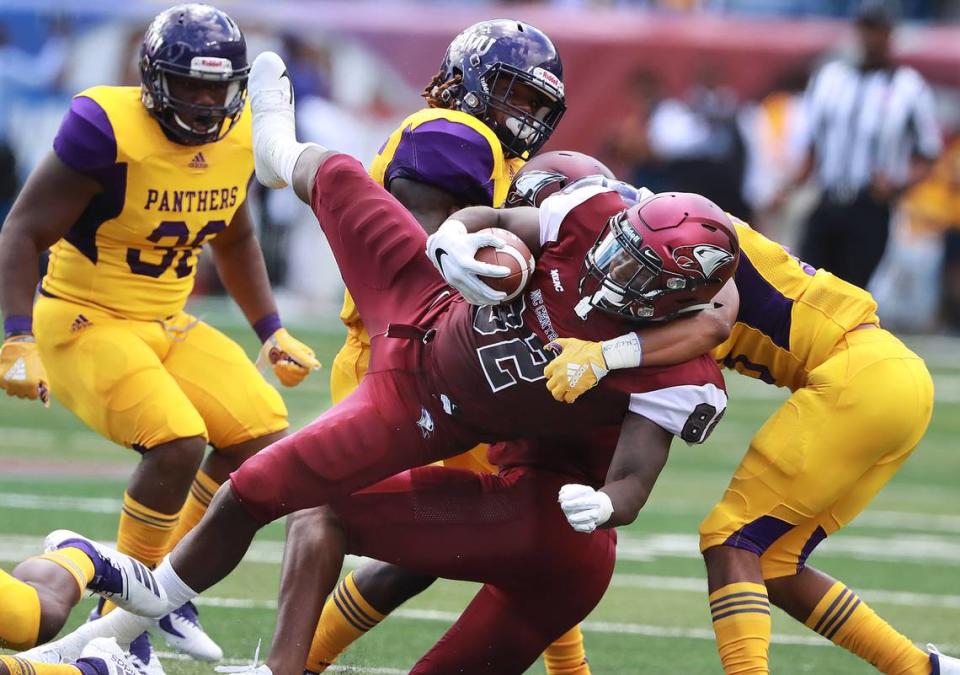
xmin=210 ymin=198 xmax=320 ymax=385
xmin=603 ymin=412 xmax=673 ymax=527
xmin=558 ymin=412 xmax=672 ymax=533
xmin=208 ymin=198 xmax=280 ymax=326
xmin=0 ymin=152 xmax=100 ymax=320
xmin=636 ymin=278 xmax=738 ymax=366
xmin=444 ymin=204 xmax=542 ymax=255
xmin=0 ymin=152 xmax=100 ymax=402
xmin=545 ymin=279 xmax=738 ymax=403
xmin=389 ymin=177 xmax=465 ymax=235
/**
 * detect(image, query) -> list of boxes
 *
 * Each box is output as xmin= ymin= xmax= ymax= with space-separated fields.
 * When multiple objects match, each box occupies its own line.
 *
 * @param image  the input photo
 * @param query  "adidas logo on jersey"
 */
xmin=3 ymin=357 xmax=27 ymax=382
xmin=188 ymin=152 xmax=208 ymax=169
xmin=70 ymin=314 xmax=92 ymax=333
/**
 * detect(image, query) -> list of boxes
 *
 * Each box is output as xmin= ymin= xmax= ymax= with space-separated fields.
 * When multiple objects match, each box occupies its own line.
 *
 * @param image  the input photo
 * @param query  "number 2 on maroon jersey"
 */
xmin=477 ymin=333 xmax=549 ymax=392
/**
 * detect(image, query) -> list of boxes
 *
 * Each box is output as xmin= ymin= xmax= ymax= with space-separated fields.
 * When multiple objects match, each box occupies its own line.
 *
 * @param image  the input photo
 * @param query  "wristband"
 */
xmin=4 ymin=315 xmax=33 ymax=338
xmin=601 ymin=332 xmax=643 ymax=370
xmin=252 ymin=312 xmax=282 ymax=344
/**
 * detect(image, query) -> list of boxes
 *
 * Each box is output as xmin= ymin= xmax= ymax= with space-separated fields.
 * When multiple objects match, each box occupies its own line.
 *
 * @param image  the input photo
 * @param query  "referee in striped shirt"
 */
xmin=781 ymin=0 xmax=942 ymax=288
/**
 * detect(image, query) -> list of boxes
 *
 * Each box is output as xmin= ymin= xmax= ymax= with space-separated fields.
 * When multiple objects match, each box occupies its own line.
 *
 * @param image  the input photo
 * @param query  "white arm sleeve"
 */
xmin=538 ymin=184 xmax=612 ymax=247
xmin=628 ymin=383 xmax=727 ymax=445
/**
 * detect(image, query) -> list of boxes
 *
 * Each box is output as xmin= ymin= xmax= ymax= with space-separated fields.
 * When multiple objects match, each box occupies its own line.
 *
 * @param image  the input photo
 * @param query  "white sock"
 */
xmin=49 ymin=608 xmax=151 ymax=656
xmin=154 ymin=556 xmax=199 ymax=610
xmin=251 ymin=99 xmax=319 ymax=187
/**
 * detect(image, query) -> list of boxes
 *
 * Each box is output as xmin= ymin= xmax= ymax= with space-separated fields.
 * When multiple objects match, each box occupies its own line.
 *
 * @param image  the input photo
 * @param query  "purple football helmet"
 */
xmin=140 ymin=3 xmax=249 ymax=145
xmin=439 ymin=19 xmax=565 ymax=159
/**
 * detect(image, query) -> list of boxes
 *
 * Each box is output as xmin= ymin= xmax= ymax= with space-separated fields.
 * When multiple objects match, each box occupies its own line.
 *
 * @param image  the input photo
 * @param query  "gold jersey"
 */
xmin=43 ymin=86 xmax=253 ymax=320
xmin=713 ymin=220 xmax=880 ymax=391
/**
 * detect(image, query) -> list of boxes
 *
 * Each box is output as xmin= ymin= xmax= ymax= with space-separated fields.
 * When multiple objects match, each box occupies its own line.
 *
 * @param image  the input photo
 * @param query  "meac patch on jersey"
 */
xmin=43 ymin=86 xmax=253 ymax=321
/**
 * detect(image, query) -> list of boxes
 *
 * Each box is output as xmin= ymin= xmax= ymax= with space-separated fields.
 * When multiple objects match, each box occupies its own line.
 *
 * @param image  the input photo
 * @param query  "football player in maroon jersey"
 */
xmin=33 ymin=52 xmax=739 ymax=675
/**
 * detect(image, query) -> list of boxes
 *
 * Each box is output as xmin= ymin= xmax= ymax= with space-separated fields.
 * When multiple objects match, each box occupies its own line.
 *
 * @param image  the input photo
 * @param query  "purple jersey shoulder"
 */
xmin=53 ymin=96 xmax=118 ymax=176
xmin=385 ymin=117 xmax=497 ymax=206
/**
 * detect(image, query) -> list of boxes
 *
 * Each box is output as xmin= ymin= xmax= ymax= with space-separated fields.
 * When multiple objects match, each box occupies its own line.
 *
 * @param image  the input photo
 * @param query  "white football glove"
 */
xmin=426 ymin=219 xmax=510 ymax=306
xmin=558 ymin=484 xmax=614 ymax=533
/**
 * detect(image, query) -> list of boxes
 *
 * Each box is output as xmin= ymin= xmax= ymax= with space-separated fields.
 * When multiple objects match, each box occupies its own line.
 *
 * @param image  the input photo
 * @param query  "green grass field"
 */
xmin=2 ymin=308 xmax=959 ymax=674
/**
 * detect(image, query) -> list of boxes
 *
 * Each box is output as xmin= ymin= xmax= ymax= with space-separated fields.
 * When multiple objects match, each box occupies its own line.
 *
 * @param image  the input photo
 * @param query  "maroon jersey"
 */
xmin=427 ymin=184 xmax=727 ymax=455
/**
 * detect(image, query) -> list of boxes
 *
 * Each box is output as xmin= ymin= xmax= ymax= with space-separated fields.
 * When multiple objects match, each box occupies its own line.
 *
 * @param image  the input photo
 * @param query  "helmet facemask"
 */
xmin=142 ymin=55 xmax=249 ymax=146
xmin=472 ymin=63 xmax=565 ymax=159
xmin=577 ymin=211 xmax=716 ymax=322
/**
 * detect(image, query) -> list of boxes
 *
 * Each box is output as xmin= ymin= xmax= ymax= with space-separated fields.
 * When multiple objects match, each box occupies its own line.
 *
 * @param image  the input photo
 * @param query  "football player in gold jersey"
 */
xmin=303 ymin=19 xmax=594 ymax=675
xmin=542 ymin=176 xmax=955 ymax=673
xmin=0 ymin=4 xmax=317 ymax=667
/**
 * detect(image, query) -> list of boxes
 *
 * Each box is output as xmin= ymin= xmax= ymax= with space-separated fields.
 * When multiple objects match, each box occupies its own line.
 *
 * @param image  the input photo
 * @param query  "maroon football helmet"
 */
xmin=505 ymin=150 xmax=615 ymax=207
xmin=577 ymin=192 xmax=740 ymax=321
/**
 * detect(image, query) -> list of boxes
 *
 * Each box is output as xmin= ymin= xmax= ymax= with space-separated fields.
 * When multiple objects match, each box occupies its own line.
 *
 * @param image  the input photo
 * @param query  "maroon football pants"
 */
xmin=231 ymin=154 xmax=473 ymax=522
xmin=332 ymin=465 xmax=617 ymax=674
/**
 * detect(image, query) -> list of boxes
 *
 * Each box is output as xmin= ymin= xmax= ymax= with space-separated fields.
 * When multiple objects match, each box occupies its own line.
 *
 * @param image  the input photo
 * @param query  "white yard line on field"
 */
xmin=4 ymin=492 xmax=960 ymax=534
xmin=170 ymin=604 xmax=960 ymax=652
xmin=156 ymin=651 xmax=407 ymax=674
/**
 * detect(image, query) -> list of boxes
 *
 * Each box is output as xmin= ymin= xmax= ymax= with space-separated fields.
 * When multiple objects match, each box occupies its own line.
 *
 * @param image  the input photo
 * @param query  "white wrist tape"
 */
xmin=601 ymin=332 xmax=643 ymax=370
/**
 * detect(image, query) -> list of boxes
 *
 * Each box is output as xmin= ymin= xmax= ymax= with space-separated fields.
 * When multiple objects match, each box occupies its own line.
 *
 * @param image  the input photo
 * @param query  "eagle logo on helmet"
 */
xmin=672 ymin=245 xmax=735 ymax=280
xmin=505 ymin=170 xmax=565 ymax=207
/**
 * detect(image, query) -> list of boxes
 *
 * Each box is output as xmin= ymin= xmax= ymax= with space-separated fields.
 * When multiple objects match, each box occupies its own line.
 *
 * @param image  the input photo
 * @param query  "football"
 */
xmin=473 ymin=227 xmax=536 ymax=302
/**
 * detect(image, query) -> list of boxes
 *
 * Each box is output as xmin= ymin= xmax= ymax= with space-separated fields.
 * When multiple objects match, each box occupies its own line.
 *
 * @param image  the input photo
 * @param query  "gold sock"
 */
xmin=33 ymin=546 xmax=96 ymax=594
xmin=544 ymin=624 xmax=591 ymax=675
xmin=306 ymin=572 xmax=387 ymax=672
xmin=709 ymin=582 xmax=771 ymax=674
xmin=104 ymin=491 xmax=180 ymax=614
xmin=805 ymin=582 xmax=929 ymax=674
xmin=0 ymin=657 xmax=81 ymax=675
xmin=167 ymin=470 xmax=219 ymax=551
xmin=117 ymin=491 xmax=180 ymax=567
xmin=0 ymin=570 xmax=41 ymax=650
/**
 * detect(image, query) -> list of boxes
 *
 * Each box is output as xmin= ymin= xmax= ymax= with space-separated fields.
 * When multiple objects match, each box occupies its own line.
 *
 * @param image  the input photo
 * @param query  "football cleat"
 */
xmin=16 ymin=642 xmax=70 ymax=664
xmin=156 ymin=601 xmax=223 ymax=662
xmin=249 ymin=51 xmax=297 ymax=189
xmin=128 ymin=632 xmax=165 ymax=675
xmin=44 ymin=529 xmax=168 ymax=618
xmin=929 ymin=644 xmax=960 ymax=674
xmin=77 ymin=638 xmax=140 ymax=675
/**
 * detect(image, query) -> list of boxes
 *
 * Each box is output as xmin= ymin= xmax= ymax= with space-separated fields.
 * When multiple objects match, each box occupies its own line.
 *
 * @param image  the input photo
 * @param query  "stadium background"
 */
xmin=1 ymin=1 xmax=959 ymax=673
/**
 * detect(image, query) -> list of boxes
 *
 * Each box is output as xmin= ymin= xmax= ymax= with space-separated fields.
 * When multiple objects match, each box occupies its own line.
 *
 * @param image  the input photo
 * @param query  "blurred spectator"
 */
xmin=606 ymin=66 xmax=748 ymax=214
xmin=776 ymin=0 xmax=941 ymax=288
xmin=0 ymin=21 xmax=68 ymax=138
xmin=603 ymin=70 xmax=670 ymax=193
xmin=281 ymin=33 xmax=333 ymax=101
xmin=872 ymin=138 xmax=960 ymax=332
xmin=738 ymin=67 xmax=810 ymax=230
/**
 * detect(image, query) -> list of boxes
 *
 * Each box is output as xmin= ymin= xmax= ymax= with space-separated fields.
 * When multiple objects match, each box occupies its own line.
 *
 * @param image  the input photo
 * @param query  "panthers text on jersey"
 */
xmin=43 ymin=86 xmax=253 ymax=320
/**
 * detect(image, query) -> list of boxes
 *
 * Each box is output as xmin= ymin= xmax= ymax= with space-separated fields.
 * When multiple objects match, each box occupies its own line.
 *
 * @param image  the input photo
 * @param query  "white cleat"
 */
xmin=17 ymin=642 xmax=71 ymax=664
xmin=77 ymin=638 xmax=140 ymax=675
xmin=249 ymin=51 xmax=297 ymax=189
xmin=44 ymin=529 xmax=168 ymax=618
xmin=929 ymin=644 xmax=960 ymax=674
xmin=155 ymin=601 xmax=223 ymax=662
